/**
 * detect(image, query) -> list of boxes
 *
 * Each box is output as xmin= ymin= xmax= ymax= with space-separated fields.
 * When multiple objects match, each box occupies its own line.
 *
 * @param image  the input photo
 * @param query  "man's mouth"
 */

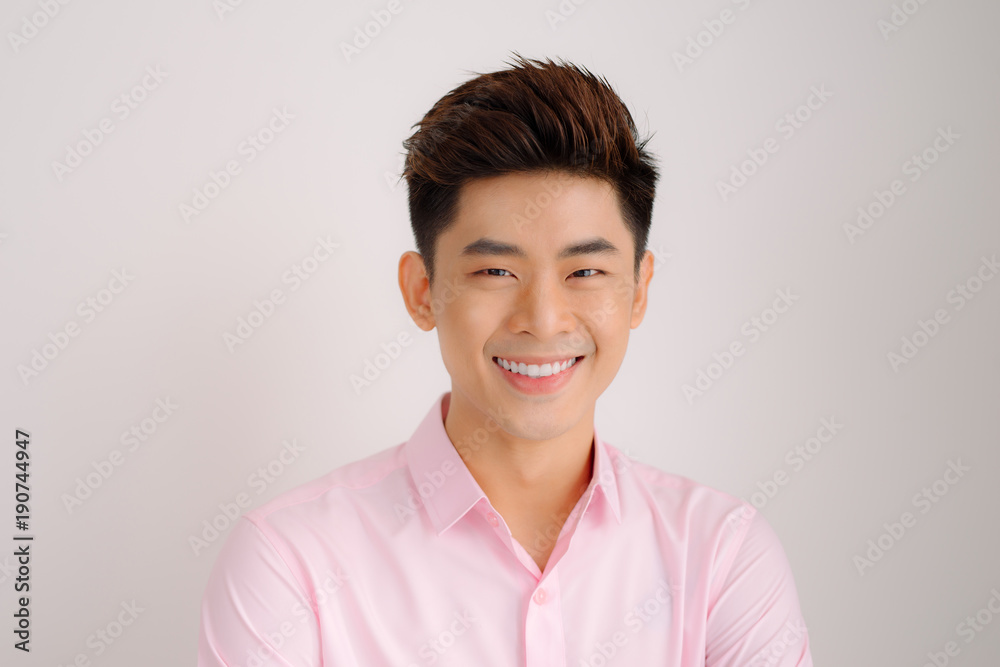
xmin=492 ymin=356 xmax=584 ymax=379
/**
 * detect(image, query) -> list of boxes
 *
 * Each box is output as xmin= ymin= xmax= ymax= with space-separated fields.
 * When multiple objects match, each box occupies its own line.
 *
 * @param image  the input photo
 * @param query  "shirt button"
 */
xmin=486 ymin=512 xmax=499 ymax=527
xmin=533 ymin=588 xmax=547 ymax=605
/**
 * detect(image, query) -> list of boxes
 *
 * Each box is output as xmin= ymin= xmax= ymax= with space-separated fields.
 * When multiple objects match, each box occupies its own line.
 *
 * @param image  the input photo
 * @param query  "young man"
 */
xmin=198 ymin=55 xmax=814 ymax=666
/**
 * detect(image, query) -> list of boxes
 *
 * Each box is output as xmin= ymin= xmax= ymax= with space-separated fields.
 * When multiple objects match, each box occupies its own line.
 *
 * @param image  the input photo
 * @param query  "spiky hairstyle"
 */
xmin=402 ymin=53 xmax=659 ymax=285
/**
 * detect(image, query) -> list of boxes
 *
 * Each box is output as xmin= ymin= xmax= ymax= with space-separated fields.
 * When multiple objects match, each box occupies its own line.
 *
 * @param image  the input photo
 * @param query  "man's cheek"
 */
xmin=612 ymin=276 xmax=633 ymax=297
xmin=580 ymin=294 xmax=621 ymax=329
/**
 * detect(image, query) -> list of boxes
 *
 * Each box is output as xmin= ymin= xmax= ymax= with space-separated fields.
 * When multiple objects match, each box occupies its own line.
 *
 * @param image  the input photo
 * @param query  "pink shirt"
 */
xmin=198 ymin=392 xmax=813 ymax=666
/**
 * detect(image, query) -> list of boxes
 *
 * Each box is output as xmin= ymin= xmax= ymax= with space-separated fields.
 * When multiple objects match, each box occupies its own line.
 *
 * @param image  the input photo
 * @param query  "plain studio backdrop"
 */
xmin=2 ymin=0 xmax=999 ymax=664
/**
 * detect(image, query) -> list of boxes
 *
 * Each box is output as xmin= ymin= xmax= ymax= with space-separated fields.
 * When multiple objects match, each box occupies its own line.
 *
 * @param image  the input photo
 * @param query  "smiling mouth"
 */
xmin=492 ymin=356 xmax=584 ymax=379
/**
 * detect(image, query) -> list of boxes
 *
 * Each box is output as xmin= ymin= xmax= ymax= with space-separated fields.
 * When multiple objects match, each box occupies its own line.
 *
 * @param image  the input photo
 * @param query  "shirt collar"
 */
xmin=403 ymin=391 xmax=623 ymax=535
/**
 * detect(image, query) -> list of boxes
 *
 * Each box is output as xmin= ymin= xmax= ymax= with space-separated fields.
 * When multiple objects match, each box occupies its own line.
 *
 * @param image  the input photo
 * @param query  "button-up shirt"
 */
xmin=198 ymin=391 xmax=814 ymax=666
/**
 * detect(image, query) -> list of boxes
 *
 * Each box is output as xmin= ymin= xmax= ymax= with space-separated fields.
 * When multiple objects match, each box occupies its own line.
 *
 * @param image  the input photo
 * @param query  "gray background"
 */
xmin=1 ymin=0 xmax=998 ymax=664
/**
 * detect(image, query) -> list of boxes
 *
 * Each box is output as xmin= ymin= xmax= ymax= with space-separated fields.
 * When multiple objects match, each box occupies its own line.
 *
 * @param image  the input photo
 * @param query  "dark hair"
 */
xmin=401 ymin=53 xmax=659 ymax=286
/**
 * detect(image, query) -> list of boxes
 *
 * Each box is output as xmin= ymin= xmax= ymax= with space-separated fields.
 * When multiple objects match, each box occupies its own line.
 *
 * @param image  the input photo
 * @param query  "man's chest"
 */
xmin=298 ymin=509 xmax=692 ymax=666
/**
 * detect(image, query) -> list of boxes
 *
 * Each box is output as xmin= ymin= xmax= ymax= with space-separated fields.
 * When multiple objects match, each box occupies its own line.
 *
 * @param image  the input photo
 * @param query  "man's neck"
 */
xmin=442 ymin=391 xmax=596 ymax=569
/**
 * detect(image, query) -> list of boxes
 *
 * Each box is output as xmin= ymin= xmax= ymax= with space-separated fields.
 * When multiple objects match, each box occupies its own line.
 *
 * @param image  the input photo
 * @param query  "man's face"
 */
xmin=400 ymin=170 xmax=654 ymax=441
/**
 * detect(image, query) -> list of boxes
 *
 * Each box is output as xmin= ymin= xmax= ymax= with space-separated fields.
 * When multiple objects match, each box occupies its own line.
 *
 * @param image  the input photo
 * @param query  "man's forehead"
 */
xmin=445 ymin=173 xmax=626 ymax=242
xmin=457 ymin=170 xmax=616 ymax=203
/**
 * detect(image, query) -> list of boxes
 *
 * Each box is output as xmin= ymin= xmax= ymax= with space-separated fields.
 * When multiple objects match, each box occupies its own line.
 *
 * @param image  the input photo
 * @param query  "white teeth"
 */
xmin=495 ymin=356 xmax=578 ymax=378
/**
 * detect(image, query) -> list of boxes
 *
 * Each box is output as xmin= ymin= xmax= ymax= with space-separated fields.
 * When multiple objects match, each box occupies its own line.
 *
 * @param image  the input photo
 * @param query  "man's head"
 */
xmin=401 ymin=54 xmax=659 ymax=287
xmin=398 ymin=54 xmax=659 ymax=441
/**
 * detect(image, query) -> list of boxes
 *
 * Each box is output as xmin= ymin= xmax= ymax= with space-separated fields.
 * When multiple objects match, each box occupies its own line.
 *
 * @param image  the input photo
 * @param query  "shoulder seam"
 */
xmin=250 ymin=445 xmax=407 ymax=522
xmin=241 ymin=515 xmax=318 ymax=614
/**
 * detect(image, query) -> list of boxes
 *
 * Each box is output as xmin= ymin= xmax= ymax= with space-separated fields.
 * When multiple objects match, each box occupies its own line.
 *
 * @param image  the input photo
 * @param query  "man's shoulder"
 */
xmin=610 ymin=444 xmax=756 ymax=532
xmin=244 ymin=441 xmax=409 ymax=526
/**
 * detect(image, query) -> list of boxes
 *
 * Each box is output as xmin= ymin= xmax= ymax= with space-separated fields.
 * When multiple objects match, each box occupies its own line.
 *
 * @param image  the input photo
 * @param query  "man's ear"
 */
xmin=630 ymin=250 xmax=655 ymax=329
xmin=398 ymin=251 xmax=436 ymax=331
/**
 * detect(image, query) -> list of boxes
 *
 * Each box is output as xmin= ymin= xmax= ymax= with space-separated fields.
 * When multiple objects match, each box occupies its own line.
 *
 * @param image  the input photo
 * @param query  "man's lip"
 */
xmin=492 ymin=354 xmax=586 ymax=365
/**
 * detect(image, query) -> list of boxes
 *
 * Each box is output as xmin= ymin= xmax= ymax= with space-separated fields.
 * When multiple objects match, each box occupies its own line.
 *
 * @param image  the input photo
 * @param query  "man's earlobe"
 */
xmin=398 ymin=251 xmax=436 ymax=331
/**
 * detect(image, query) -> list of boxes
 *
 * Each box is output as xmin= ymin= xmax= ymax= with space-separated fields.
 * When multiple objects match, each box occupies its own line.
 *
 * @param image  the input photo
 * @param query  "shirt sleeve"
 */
xmin=198 ymin=516 xmax=322 ymax=666
xmin=704 ymin=509 xmax=814 ymax=666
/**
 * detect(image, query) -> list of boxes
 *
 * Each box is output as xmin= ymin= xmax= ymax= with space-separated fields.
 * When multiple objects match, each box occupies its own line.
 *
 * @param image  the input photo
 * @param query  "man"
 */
xmin=198 ymin=54 xmax=814 ymax=666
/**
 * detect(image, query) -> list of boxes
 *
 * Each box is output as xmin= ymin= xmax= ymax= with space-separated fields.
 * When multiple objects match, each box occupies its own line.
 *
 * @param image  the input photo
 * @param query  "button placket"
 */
xmin=524 ymin=572 xmax=565 ymax=666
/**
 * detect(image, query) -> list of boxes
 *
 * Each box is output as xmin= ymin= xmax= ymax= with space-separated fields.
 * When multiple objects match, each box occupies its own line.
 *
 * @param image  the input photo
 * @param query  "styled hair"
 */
xmin=401 ymin=53 xmax=659 ymax=286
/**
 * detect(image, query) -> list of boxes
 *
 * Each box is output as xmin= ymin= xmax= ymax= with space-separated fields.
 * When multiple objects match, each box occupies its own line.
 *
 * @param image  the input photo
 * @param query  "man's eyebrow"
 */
xmin=459 ymin=237 xmax=621 ymax=259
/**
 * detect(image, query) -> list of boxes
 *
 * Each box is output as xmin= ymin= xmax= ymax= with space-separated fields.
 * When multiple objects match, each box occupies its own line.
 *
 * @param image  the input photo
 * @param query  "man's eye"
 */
xmin=475 ymin=268 xmax=604 ymax=278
